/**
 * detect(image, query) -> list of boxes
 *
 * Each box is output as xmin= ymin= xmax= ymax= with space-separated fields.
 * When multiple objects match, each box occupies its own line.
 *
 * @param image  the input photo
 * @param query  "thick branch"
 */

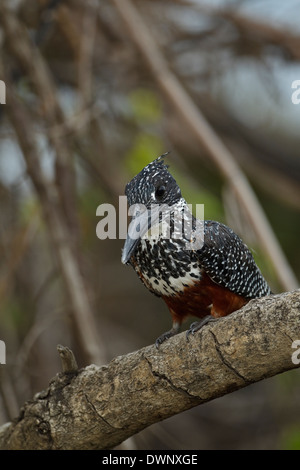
xmin=0 ymin=291 xmax=299 ymax=450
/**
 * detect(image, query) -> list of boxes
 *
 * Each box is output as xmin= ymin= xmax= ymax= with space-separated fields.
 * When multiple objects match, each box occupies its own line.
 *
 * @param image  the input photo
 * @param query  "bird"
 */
xmin=121 ymin=154 xmax=271 ymax=346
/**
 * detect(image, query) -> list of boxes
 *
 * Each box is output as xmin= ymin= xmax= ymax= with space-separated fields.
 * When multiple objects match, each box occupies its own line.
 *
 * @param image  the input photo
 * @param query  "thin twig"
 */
xmin=0 ymin=212 xmax=39 ymax=305
xmin=77 ymin=0 xmax=97 ymax=111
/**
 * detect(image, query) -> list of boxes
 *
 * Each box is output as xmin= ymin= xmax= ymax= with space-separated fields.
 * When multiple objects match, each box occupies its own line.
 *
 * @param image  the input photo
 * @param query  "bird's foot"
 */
xmin=186 ymin=315 xmax=218 ymax=339
xmin=155 ymin=322 xmax=180 ymax=348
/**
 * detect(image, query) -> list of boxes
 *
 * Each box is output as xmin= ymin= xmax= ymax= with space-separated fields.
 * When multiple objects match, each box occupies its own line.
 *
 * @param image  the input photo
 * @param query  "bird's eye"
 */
xmin=155 ymin=185 xmax=166 ymax=199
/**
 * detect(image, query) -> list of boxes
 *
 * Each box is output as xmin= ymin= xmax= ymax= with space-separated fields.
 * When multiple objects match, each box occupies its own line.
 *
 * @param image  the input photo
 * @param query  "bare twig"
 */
xmin=0 ymin=212 xmax=39 ymax=304
xmin=219 ymin=8 xmax=300 ymax=61
xmin=173 ymin=0 xmax=300 ymax=61
xmin=111 ymin=0 xmax=298 ymax=291
xmin=57 ymin=344 xmax=78 ymax=373
xmin=77 ymin=0 xmax=97 ymax=110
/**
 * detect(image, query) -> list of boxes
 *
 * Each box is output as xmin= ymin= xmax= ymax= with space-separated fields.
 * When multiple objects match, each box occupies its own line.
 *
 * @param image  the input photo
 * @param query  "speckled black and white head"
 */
xmin=125 ymin=153 xmax=182 ymax=209
xmin=121 ymin=154 xmax=185 ymax=265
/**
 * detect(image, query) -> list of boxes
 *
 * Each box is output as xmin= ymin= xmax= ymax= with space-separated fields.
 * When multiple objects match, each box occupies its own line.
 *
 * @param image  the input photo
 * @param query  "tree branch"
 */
xmin=0 ymin=291 xmax=299 ymax=450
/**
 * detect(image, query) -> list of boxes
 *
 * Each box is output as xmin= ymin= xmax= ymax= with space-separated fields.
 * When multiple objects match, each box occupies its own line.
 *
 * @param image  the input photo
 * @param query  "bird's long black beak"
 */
xmin=121 ymin=204 xmax=162 ymax=264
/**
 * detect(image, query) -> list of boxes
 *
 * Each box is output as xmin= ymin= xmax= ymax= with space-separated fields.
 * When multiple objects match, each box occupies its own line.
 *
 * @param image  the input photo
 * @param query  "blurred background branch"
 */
xmin=0 ymin=0 xmax=299 ymax=450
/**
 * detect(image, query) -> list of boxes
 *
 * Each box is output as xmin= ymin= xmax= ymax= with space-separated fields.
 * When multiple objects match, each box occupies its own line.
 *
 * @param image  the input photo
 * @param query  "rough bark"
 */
xmin=0 ymin=290 xmax=300 ymax=450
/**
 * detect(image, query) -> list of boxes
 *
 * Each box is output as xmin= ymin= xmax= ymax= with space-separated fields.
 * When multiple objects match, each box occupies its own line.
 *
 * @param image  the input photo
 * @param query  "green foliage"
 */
xmin=129 ymin=88 xmax=162 ymax=124
xmin=79 ymin=186 xmax=107 ymax=245
xmin=19 ymin=195 xmax=40 ymax=225
xmin=1 ymin=297 xmax=31 ymax=333
xmin=80 ymin=185 xmax=106 ymax=218
xmin=276 ymin=369 xmax=300 ymax=392
xmin=281 ymin=426 xmax=300 ymax=450
xmin=125 ymin=87 xmax=165 ymax=176
xmin=170 ymin=167 xmax=224 ymax=221
xmin=124 ymin=133 xmax=164 ymax=176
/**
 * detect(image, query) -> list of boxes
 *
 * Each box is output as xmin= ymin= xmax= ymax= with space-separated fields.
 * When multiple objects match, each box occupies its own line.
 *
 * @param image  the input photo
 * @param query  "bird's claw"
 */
xmin=186 ymin=321 xmax=200 ymax=338
xmin=186 ymin=316 xmax=218 ymax=339
xmin=155 ymin=331 xmax=173 ymax=348
xmin=155 ymin=322 xmax=181 ymax=348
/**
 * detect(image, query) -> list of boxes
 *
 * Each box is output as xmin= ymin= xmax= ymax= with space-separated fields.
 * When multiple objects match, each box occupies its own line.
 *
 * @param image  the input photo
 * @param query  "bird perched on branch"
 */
xmin=122 ymin=154 xmax=271 ymax=346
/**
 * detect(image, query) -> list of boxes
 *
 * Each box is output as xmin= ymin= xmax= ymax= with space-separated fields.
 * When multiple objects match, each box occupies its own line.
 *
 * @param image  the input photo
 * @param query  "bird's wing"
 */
xmin=195 ymin=220 xmax=270 ymax=298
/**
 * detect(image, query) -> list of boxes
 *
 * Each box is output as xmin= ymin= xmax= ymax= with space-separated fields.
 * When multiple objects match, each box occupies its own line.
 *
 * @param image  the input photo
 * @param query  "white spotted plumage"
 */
xmin=124 ymin=156 xmax=271 ymax=301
